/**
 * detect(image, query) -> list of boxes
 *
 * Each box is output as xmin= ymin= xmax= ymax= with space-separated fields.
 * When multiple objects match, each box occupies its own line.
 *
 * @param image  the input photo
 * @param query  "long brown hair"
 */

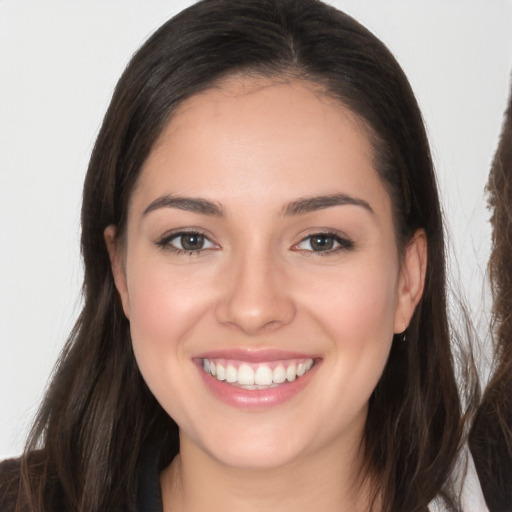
xmin=469 ymin=79 xmax=512 ymax=512
xmin=2 ymin=1 xmax=464 ymax=510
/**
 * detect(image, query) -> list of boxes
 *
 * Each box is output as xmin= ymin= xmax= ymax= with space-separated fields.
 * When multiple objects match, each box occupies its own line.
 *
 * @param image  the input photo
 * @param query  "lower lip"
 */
xmin=196 ymin=361 xmax=319 ymax=409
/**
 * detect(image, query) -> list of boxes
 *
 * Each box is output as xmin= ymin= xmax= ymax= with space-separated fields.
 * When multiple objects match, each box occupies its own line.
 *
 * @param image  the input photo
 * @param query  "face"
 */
xmin=106 ymin=79 xmax=426 ymax=471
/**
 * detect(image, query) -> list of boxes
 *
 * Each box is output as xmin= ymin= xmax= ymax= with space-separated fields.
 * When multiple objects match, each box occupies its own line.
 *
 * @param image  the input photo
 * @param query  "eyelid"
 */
xmin=292 ymin=230 xmax=355 ymax=254
xmin=155 ymin=228 xmax=220 ymax=254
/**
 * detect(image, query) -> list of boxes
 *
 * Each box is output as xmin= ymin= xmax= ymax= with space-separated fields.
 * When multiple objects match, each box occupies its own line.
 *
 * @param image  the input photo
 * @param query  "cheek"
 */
xmin=301 ymin=258 xmax=399 ymax=394
xmin=123 ymin=259 xmax=222 ymax=431
xmin=126 ymin=255 xmax=214 ymax=339
xmin=304 ymin=255 xmax=398 ymax=332
xmin=124 ymin=257 xmax=217 ymax=390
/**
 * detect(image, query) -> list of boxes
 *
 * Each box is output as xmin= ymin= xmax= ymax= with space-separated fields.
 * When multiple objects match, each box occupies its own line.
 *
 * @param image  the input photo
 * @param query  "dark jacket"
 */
xmin=0 ymin=445 xmax=164 ymax=512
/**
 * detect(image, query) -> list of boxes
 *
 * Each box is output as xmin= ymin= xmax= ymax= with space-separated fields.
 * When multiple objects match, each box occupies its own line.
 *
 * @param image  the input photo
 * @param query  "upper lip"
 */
xmin=195 ymin=348 xmax=319 ymax=363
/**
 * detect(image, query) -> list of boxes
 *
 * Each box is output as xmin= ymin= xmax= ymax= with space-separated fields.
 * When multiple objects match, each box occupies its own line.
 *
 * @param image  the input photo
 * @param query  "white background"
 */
xmin=1 ymin=0 xmax=511 ymax=458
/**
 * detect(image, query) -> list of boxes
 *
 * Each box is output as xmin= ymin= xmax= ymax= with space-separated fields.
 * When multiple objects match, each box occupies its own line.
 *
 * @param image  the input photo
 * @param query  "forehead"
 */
xmin=157 ymin=77 xmax=372 ymax=154
xmin=131 ymin=77 xmax=390 ymax=218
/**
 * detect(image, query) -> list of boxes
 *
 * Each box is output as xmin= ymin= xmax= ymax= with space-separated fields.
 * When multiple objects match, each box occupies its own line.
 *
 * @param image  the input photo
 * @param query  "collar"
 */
xmin=134 ymin=440 xmax=165 ymax=512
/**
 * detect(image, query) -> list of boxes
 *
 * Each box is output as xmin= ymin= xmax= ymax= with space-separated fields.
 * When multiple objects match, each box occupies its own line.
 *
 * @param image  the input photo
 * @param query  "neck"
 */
xmin=160 ymin=431 xmax=373 ymax=512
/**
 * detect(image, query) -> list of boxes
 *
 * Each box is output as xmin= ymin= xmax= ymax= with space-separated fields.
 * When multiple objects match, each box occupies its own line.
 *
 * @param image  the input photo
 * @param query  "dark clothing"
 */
xmin=134 ymin=440 xmax=164 ymax=512
xmin=0 ymin=457 xmax=23 ymax=512
xmin=0 ymin=444 xmax=164 ymax=512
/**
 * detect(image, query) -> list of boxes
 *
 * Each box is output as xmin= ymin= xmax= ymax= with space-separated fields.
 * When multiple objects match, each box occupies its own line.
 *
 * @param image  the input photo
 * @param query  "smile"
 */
xmin=202 ymin=358 xmax=315 ymax=389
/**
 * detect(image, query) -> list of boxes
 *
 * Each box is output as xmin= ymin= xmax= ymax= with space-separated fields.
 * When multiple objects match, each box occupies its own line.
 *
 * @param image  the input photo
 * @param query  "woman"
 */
xmin=470 ymin=80 xmax=512 ymax=512
xmin=0 ymin=0 xmax=466 ymax=510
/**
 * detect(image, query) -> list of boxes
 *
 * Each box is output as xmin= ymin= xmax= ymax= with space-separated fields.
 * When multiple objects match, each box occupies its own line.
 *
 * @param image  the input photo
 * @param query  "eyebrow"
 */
xmin=283 ymin=194 xmax=374 ymax=216
xmin=142 ymin=193 xmax=373 ymax=218
xmin=143 ymin=195 xmax=225 ymax=217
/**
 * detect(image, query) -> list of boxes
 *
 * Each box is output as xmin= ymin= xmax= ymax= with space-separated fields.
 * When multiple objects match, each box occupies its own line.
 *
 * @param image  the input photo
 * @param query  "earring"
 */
xmin=402 ymin=319 xmax=407 ymax=342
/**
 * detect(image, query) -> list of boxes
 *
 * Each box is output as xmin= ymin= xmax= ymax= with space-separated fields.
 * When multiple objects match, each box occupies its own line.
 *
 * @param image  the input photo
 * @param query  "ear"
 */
xmin=104 ymin=225 xmax=131 ymax=319
xmin=394 ymin=229 xmax=427 ymax=333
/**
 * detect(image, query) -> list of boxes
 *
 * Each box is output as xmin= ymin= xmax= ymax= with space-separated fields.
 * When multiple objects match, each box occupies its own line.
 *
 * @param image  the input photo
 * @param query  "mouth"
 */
xmin=201 ymin=357 xmax=315 ymax=389
xmin=195 ymin=351 xmax=319 ymax=409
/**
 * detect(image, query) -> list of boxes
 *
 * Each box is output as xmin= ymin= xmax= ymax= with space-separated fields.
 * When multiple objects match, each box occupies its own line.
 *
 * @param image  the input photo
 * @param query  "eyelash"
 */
xmin=155 ymin=230 xmax=355 ymax=256
xmin=156 ymin=231 xmax=218 ymax=256
xmin=293 ymin=232 xmax=355 ymax=256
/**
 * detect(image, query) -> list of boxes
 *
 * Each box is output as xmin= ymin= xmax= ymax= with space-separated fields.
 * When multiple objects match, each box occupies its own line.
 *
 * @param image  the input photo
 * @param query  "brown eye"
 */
xmin=180 ymin=233 xmax=205 ymax=250
xmin=156 ymin=231 xmax=217 ymax=253
xmin=309 ymin=235 xmax=334 ymax=251
xmin=295 ymin=232 xmax=354 ymax=253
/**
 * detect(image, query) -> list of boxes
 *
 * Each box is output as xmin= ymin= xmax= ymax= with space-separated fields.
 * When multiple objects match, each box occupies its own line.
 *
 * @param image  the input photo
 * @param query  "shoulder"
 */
xmin=0 ymin=456 xmax=23 ymax=512
xmin=0 ymin=451 xmax=56 ymax=512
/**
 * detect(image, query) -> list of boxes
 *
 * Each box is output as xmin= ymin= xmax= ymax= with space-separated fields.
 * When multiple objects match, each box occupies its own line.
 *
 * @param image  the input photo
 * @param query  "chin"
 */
xmin=208 ymin=442 xmax=303 ymax=471
xmin=189 ymin=422 xmax=312 ymax=470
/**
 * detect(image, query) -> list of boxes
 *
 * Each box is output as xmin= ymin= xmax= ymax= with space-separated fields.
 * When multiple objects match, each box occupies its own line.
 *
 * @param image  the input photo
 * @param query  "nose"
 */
xmin=215 ymin=250 xmax=296 ymax=335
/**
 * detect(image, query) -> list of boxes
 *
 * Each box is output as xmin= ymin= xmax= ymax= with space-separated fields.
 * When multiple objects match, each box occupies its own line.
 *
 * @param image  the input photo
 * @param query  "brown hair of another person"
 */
xmin=470 ymin=79 xmax=512 ymax=512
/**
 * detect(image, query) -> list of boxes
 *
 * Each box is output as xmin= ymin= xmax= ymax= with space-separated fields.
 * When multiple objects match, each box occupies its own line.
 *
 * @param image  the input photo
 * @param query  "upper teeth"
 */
xmin=202 ymin=358 xmax=314 ymax=388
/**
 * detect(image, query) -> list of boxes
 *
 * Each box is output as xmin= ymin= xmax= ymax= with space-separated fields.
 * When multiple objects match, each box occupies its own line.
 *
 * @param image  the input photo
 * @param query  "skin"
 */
xmin=105 ymin=78 xmax=426 ymax=511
